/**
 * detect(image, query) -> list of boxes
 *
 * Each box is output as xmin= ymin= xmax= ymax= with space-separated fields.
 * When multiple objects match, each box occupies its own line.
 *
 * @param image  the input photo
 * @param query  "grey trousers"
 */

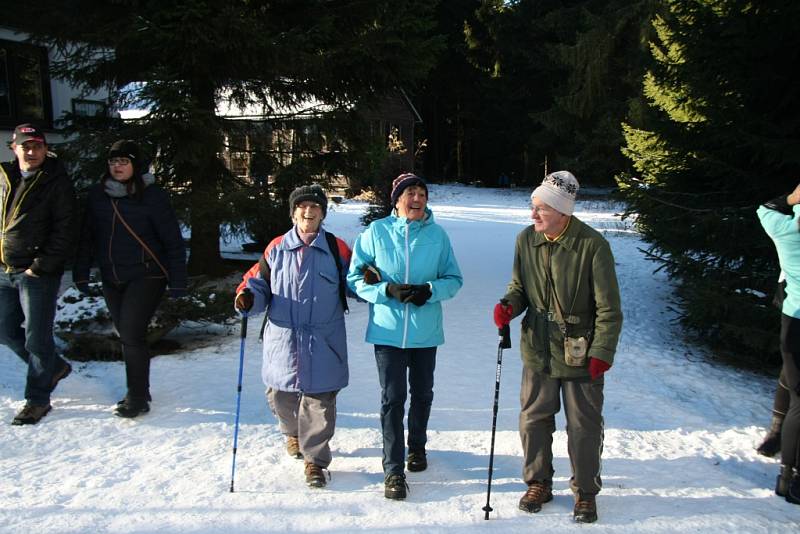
xmin=267 ymin=388 xmax=338 ymax=468
xmin=519 ymin=366 xmax=605 ymax=496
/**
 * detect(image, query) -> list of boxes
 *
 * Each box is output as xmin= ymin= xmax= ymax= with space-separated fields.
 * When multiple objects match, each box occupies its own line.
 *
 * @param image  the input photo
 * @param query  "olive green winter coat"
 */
xmin=502 ymin=217 xmax=622 ymax=379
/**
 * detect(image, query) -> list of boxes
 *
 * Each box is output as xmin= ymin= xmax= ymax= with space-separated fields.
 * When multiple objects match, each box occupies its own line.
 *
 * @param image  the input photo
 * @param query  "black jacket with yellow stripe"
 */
xmin=0 ymin=156 xmax=76 ymax=275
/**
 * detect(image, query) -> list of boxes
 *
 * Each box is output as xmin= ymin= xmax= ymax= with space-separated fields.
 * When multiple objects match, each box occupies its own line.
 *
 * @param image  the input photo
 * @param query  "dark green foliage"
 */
xmin=452 ymin=1 xmax=654 ymax=185
xmin=619 ymin=0 xmax=800 ymax=367
xmin=12 ymin=1 xmax=439 ymax=274
xmin=56 ymin=280 xmax=235 ymax=361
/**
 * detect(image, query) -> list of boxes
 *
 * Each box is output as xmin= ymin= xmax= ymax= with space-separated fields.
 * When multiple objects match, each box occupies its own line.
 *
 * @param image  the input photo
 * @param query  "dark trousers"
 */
xmin=780 ymin=314 xmax=800 ymax=469
xmin=519 ymin=366 xmax=605 ymax=496
xmin=0 ymin=271 xmax=68 ymax=405
xmin=773 ymin=370 xmax=790 ymax=417
xmin=374 ymin=345 xmax=437 ymax=476
xmin=103 ymin=277 xmax=166 ymax=399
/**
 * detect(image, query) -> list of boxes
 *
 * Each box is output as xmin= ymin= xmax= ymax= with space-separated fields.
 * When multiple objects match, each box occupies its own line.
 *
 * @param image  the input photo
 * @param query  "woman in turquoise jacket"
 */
xmin=758 ymin=184 xmax=800 ymax=505
xmin=347 ymin=173 xmax=462 ymax=500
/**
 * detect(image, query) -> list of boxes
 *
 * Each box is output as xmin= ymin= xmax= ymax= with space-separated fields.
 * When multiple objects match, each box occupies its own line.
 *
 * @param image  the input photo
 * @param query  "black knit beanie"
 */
xmin=289 ymin=184 xmax=328 ymax=217
xmin=108 ymin=140 xmax=144 ymax=175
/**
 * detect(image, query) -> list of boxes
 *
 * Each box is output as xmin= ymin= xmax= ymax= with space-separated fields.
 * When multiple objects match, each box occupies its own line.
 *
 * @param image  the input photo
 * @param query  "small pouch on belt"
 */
xmin=564 ymin=335 xmax=588 ymax=367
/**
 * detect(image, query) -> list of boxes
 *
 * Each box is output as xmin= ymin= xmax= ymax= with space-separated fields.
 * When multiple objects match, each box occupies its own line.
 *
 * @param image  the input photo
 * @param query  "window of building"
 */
xmin=0 ymin=39 xmax=53 ymax=129
xmin=72 ymin=99 xmax=107 ymax=117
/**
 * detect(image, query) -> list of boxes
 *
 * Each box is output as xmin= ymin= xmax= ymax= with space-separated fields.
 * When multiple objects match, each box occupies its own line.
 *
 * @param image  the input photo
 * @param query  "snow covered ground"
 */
xmin=0 ymin=184 xmax=797 ymax=533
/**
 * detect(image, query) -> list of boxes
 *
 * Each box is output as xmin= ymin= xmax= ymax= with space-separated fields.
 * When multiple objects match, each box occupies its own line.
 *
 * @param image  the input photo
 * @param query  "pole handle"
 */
xmin=240 ymin=311 xmax=248 ymax=339
xmin=499 ymin=324 xmax=511 ymax=349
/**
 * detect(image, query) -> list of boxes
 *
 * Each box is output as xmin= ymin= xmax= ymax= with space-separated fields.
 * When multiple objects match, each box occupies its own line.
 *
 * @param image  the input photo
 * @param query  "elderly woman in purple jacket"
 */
xmin=235 ymin=184 xmax=351 ymax=489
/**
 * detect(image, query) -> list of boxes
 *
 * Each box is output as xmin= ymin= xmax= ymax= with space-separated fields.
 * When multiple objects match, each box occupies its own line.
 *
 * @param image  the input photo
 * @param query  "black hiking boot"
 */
xmin=407 ymin=449 xmax=427 ymax=472
xmin=573 ymin=493 xmax=598 ymax=523
xmin=786 ymin=469 xmax=800 ymax=505
xmin=304 ymin=462 xmax=328 ymax=488
xmin=11 ymin=403 xmax=52 ymax=425
xmin=114 ymin=396 xmax=150 ymax=418
xmin=757 ymin=414 xmax=783 ymax=457
xmin=384 ymin=473 xmax=408 ymax=500
xmin=116 ymin=392 xmax=152 ymax=406
xmin=776 ymin=465 xmax=792 ymax=497
xmin=518 ymin=481 xmax=553 ymax=513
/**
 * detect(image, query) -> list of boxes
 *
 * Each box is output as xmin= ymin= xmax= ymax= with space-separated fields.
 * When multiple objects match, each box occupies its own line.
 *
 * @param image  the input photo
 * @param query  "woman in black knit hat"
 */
xmin=73 ymin=140 xmax=188 ymax=418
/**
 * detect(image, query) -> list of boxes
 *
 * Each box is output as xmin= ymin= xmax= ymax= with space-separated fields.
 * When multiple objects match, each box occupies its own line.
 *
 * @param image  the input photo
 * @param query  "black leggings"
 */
xmin=779 ymin=314 xmax=800 ymax=468
xmin=103 ymin=277 xmax=166 ymax=399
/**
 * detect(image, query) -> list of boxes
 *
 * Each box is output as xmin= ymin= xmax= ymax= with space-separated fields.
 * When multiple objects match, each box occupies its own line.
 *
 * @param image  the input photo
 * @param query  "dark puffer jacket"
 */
xmin=0 ymin=156 xmax=76 ymax=275
xmin=73 ymin=178 xmax=187 ymax=291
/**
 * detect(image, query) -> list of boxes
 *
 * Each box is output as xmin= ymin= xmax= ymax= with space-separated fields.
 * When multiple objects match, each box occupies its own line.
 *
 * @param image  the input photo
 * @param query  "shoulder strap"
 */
xmin=110 ymin=198 xmax=169 ymax=279
xmin=325 ymin=231 xmax=348 ymax=313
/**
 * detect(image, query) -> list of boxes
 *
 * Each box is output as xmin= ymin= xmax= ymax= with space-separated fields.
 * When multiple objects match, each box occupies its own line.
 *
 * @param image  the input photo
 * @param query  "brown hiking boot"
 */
xmin=304 ymin=462 xmax=327 ymax=488
xmin=573 ymin=494 xmax=598 ymax=523
xmin=11 ymin=403 xmax=52 ymax=425
xmin=286 ymin=436 xmax=302 ymax=459
xmin=50 ymin=360 xmax=72 ymax=393
xmin=518 ymin=481 xmax=553 ymax=513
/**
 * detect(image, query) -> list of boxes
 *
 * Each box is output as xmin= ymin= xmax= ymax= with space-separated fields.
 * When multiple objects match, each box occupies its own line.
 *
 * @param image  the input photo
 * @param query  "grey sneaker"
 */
xmin=12 ymin=403 xmax=52 ymax=425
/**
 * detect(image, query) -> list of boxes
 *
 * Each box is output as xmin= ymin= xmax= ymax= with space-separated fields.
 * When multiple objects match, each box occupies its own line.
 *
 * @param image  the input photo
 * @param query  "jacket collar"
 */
xmin=531 ymin=215 xmax=583 ymax=252
xmin=2 ymin=156 xmax=66 ymax=186
xmin=283 ymin=225 xmax=328 ymax=252
xmin=390 ymin=207 xmax=434 ymax=231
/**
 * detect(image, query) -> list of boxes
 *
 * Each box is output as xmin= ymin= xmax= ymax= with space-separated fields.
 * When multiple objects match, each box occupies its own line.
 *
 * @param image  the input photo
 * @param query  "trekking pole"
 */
xmin=230 ymin=310 xmax=248 ymax=493
xmin=483 ymin=319 xmax=511 ymax=520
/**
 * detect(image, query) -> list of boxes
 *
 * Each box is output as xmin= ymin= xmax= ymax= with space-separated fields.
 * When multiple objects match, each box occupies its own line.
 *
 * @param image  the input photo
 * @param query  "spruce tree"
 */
xmin=619 ymin=0 xmax=800 ymax=365
xmin=10 ymin=1 xmax=439 ymax=274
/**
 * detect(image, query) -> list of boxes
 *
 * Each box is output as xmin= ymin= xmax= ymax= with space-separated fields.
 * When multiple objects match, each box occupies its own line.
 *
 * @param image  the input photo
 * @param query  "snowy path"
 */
xmin=0 ymin=185 xmax=797 ymax=533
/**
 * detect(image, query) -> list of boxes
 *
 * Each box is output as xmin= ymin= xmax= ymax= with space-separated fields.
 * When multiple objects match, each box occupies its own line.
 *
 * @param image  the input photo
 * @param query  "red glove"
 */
xmin=588 ymin=357 xmax=610 ymax=380
xmin=493 ymin=302 xmax=513 ymax=328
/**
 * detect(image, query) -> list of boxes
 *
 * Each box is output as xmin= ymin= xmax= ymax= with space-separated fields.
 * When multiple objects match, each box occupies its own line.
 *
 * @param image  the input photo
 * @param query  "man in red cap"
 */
xmin=0 ymin=124 xmax=76 ymax=425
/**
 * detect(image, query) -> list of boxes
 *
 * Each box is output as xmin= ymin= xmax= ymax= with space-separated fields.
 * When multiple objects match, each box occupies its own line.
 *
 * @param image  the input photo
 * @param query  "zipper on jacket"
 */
xmin=401 ymin=223 xmax=410 ymax=348
xmin=0 ymin=167 xmax=43 ymax=273
xmin=543 ymin=243 xmax=553 ymax=375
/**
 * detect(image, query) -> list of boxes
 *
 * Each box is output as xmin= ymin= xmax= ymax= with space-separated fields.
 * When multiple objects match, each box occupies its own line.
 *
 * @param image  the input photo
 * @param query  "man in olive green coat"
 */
xmin=493 ymin=171 xmax=622 ymax=524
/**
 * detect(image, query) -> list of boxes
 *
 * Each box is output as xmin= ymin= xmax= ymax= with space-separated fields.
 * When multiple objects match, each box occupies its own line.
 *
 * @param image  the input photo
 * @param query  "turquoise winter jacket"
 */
xmin=347 ymin=208 xmax=463 ymax=348
xmin=758 ymin=203 xmax=800 ymax=319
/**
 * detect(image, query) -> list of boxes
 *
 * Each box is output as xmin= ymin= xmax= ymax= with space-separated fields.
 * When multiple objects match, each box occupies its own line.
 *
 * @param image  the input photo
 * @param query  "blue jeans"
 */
xmin=0 ymin=271 xmax=64 ymax=405
xmin=374 ymin=345 xmax=437 ymax=476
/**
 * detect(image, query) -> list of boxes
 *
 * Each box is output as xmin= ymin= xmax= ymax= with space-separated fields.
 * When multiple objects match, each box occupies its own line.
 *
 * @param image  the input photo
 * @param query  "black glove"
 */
xmin=235 ymin=289 xmax=254 ymax=312
xmin=386 ymin=283 xmax=414 ymax=302
xmin=407 ymin=284 xmax=432 ymax=306
xmin=764 ymin=195 xmax=793 ymax=215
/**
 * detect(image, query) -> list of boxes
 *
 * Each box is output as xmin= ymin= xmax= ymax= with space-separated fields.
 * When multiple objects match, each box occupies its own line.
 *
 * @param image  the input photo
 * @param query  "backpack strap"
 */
xmin=325 ymin=231 xmax=349 ymax=313
xmin=257 ymin=255 xmax=272 ymax=341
